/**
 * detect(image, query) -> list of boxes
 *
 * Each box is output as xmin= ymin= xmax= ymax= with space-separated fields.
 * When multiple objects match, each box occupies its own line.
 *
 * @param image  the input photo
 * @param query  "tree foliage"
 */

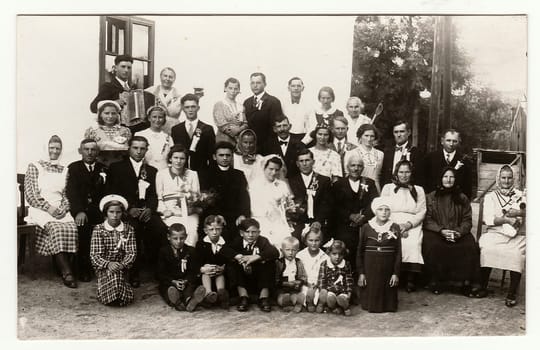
xmin=351 ymin=16 xmax=513 ymax=153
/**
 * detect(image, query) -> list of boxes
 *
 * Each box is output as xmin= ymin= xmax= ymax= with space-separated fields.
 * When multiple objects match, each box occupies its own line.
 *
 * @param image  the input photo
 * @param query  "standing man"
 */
xmin=66 ymin=139 xmax=108 ymax=282
xmin=243 ymin=72 xmax=283 ymax=149
xmin=345 ymin=97 xmax=371 ymax=146
xmin=424 ymin=129 xmax=473 ymax=198
xmin=281 ymin=77 xmax=312 ymax=139
xmin=287 ymin=149 xmax=333 ymax=242
xmin=329 ymin=115 xmax=357 ymax=171
xmin=381 ymin=120 xmax=424 ymax=186
xmin=261 ymin=114 xmax=305 ymax=178
xmin=171 ymin=93 xmax=216 ymax=176
xmin=199 ymin=142 xmax=251 ymax=243
xmin=108 ymin=136 xmax=168 ymax=287
xmin=90 ymin=55 xmax=133 ymax=114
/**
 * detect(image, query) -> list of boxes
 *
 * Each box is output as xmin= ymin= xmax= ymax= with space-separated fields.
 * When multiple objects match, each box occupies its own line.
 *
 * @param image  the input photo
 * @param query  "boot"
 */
xmin=55 ymin=253 xmax=77 ymax=288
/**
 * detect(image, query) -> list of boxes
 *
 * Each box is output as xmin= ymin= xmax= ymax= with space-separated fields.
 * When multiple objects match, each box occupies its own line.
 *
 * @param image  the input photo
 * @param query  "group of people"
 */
xmin=22 ymin=54 xmax=526 ymax=315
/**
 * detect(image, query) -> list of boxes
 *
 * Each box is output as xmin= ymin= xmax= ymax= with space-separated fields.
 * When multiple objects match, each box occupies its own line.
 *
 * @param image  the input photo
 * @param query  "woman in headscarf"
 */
xmin=477 ymin=165 xmax=526 ymax=306
xmin=422 ymin=167 xmax=481 ymax=296
xmin=233 ymin=129 xmax=262 ymax=183
xmin=380 ymin=160 xmax=426 ymax=292
xmin=24 ymin=135 xmax=78 ymax=288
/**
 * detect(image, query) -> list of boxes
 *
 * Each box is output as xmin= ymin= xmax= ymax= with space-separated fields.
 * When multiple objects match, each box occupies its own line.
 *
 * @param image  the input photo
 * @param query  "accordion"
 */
xmin=121 ymin=89 xmax=146 ymax=126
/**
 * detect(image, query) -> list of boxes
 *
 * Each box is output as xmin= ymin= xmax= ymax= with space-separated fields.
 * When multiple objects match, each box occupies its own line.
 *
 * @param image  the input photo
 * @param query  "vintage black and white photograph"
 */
xmin=13 ymin=7 xmax=531 ymax=342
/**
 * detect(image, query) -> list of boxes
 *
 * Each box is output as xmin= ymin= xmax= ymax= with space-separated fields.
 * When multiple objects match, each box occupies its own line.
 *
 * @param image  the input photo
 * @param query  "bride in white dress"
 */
xmin=248 ymin=155 xmax=294 ymax=246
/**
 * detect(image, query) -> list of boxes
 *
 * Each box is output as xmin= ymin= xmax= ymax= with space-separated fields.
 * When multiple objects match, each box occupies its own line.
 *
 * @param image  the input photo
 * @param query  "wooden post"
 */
xmin=442 ymin=16 xmax=453 ymax=130
xmin=427 ymin=17 xmax=442 ymax=153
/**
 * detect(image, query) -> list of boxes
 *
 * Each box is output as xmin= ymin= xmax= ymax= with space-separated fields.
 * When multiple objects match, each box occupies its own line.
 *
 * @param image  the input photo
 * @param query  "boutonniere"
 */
xmin=113 ymin=135 xmax=127 ymax=144
xmin=180 ymin=258 xmax=187 ymax=272
xmin=194 ymin=128 xmax=202 ymax=138
xmin=361 ymin=183 xmax=369 ymax=192
xmin=308 ymin=177 xmax=319 ymax=192
xmin=116 ymin=233 xmax=129 ymax=251
xmin=99 ymin=170 xmax=107 ymax=184
xmin=455 ymin=160 xmax=464 ymax=170
xmin=139 ymin=166 xmax=148 ymax=181
xmin=253 ymin=247 xmax=260 ymax=255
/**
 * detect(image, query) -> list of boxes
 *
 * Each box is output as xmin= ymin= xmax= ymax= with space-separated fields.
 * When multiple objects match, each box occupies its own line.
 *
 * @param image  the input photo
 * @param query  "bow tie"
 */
xmin=279 ymin=140 xmax=288 ymax=146
xmin=395 ymin=146 xmax=404 ymax=152
xmin=291 ymin=100 xmax=300 ymax=104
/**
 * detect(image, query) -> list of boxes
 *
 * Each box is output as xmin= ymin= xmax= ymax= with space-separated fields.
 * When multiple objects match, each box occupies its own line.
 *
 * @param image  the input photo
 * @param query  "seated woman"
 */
xmin=213 ymin=77 xmax=248 ymax=145
xmin=155 ymin=145 xmax=201 ymax=247
xmin=84 ymin=100 xmax=132 ymax=165
xmin=135 ymin=105 xmax=174 ymax=170
xmin=233 ymin=129 xmax=262 ymax=183
xmin=477 ymin=165 xmax=526 ymax=306
xmin=308 ymin=124 xmax=343 ymax=182
xmin=302 ymin=86 xmax=344 ymax=145
xmin=24 ymin=135 xmax=78 ymax=288
xmin=344 ymin=123 xmax=384 ymax=193
xmin=144 ymin=67 xmax=183 ymax=134
xmin=249 ymin=155 xmax=294 ymax=246
xmin=380 ymin=160 xmax=426 ymax=292
xmin=422 ymin=167 xmax=481 ymax=296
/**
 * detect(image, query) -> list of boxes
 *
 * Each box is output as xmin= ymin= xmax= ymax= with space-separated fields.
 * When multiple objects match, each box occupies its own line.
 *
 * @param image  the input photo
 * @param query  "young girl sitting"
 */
xmin=90 ymin=195 xmax=137 ymax=306
xmin=296 ymin=222 xmax=328 ymax=312
xmin=157 ymin=223 xmax=206 ymax=312
xmin=275 ymin=236 xmax=308 ymax=313
xmin=316 ymin=239 xmax=354 ymax=315
xmin=357 ymin=197 xmax=402 ymax=313
xmin=196 ymin=215 xmax=230 ymax=309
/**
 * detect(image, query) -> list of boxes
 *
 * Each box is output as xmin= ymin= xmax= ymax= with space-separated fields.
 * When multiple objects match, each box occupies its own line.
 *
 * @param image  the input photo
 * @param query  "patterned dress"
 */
xmin=316 ymin=258 xmax=354 ymax=295
xmin=24 ymin=161 xmax=78 ymax=256
xmin=90 ymin=222 xmax=137 ymax=306
xmin=309 ymin=147 xmax=343 ymax=179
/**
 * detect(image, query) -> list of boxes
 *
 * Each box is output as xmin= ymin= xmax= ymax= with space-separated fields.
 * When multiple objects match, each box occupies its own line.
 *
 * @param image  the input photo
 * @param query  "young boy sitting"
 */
xmin=275 ymin=236 xmax=308 ymax=312
xmin=157 ymin=223 xmax=205 ymax=312
xmin=221 ymin=218 xmax=279 ymax=312
xmin=196 ymin=215 xmax=230 ymax=309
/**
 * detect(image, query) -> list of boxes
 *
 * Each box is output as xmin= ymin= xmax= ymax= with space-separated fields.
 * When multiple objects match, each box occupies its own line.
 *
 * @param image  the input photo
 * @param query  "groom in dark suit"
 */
xmin=261 ymin=114 xmax=305 ymax=178
xmin=244 ymin=72 xmax=283 ymax=149
xmin=90 ymin=54 xmax=133 ymax=114
xmin=381 ymin=120 xmax=424 ymax=186
xmin=66 ymin=139 xmax=108 ymax=282
xmin=288 ymin=148 xmax=333 ymax=244
xmin=171 ymin=93 xmax=215 ymax=177
xmin=107 ymin=136 xmax=168 ymax=287
xmin=423 ymin=129 xmax=473 ymax=199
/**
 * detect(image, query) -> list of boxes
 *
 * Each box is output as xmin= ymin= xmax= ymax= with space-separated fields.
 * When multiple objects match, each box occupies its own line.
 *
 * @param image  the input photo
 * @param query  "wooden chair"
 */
xmin=17 ymin=173 xmax=37 ymax=278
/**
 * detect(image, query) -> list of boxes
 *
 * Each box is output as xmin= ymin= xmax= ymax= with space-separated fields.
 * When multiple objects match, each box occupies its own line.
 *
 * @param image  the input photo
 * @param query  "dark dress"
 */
xmin=357 ymin=222 xmax=402 ymax=313
xmin=422 ymin=191 xmax=480 ymax=283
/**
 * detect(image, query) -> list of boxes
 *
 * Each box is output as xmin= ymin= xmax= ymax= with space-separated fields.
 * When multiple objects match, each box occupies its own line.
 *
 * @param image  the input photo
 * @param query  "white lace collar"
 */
xmin=325 ymin=256 xmax=345 ymax=269
xmin=103 ymin=221 xmax=125 ymax=232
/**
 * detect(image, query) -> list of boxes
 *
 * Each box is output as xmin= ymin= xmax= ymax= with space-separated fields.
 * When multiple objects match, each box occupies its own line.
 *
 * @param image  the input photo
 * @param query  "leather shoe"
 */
xmin=62 ymin=273 xmax=78 ymax=289
xmin=237 ymin=296 xmax=249 ymax=312
xmin=259 ymin=297 xmax=271 ymax=312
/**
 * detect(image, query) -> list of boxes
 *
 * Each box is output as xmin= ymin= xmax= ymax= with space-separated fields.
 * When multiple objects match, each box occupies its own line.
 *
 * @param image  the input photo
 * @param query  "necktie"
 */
xmin=337 ymin=141 xmax=343 ymax=153
xmin=253 ymin=97 xmax=259 ymax=108
xmin=446 ymin=154 xmax=451 ymax=164
xmin=188 ymin=122 xmax=194 ymax=138
xmin=123 ymin=81 xmax=129 ymax=91
xmin=89 ymin=164 xmax=94 ymax=172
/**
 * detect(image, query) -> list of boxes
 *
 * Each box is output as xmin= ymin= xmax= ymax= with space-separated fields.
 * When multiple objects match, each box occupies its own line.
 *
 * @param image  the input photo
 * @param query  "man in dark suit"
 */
xmin=171 ymin=93 xmax=215 ymax=177
xmin=381 ymin=120 xmax=424 ymax=186
xmin=90 ymin=55 xmax=133 ymax=114
xmin=328 ymin=115 xmax=358 ymax=172
xmin=288 ymin=148 xmax=333 ymax=243
xmin=107 ymin=135 xmax=168 ymax=287
xmin=261 ymin=114 xmax=305 ymax=178
xmin=66 ymin=139 xmax=108 ymax=282
xmin=424 ymin=128 xmax=473 ymax=198
xmin=331 ymin=152 xmax=378 ymax=275
xmin=243 ymin=72 xmax=283 ymax=149
xmin=199 ymin=141 xmax=251 ymax=243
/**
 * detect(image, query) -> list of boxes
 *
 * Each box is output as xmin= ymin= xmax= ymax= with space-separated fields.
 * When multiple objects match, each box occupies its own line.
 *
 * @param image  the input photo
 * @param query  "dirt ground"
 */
xmin=17 ymin=203 xmax=526 ymax=339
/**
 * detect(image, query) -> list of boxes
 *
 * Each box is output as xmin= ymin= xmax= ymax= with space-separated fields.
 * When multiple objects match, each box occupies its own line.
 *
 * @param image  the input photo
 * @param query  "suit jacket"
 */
xmin=243 ymin=92 xmax=283 ymax=149
xmin=195 ymin=240 xmax=229 ymax=266
xmin=157 ymin=244 xmax=199 ymax=287
xmin=171 ymin=120 xmax=216 ymax=174
xmin=66 ymin=160 xmax=108 ymax=224
xmin=328 ymin=140 xmax=357 ymax=174
xmin=260 ymin=134 xmax=305 ymax=178
xmin=330 ymin=176 xmax=378 ymax=240
xmin=424 ymin=149 xmax=473 ymax=199
xmin=220 ymin=235 xmax=279 ymax=263
xmin=107 ymin=158 xmax=158 ymax=211
xmin=199 ymin=165 xmax=251 ymax=223
xmin=288 ymin=172 xmax=332 ymax=226
xmin=381 ymin=143 xmax=424 ymax=186
xmin=90 ymin=78 xmax=125 ymax=113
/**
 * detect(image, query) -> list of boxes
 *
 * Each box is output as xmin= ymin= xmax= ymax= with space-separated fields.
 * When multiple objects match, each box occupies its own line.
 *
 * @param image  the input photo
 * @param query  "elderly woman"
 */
xmin=24 ymin=135 xmax=78 ymax=288
xmin=84 ymin=100 xmax=132 ymax=165
xmin=135 ymin=105 xmax=174 ymax=170
xmin=344 ymin=124 xmax=384 ymax=193
xmin=155 ymin=144 xmax=201 ymax=247
xmin=233 ymin=129 xmax=262 ymax=183
xmin=380 ymin=160 xmax=426 ymax=292
xmin=477 ymin=165 xmax=526 ymax=306
xmin=308 ymin=124 xmax=343 ymax=182
xmin=213 ymin=77 xmax=248 ymax=145
xmin=145 ymin=67 xmax=183 ymax=133
xmin=422 ymin=167 xmax=481 ymax=295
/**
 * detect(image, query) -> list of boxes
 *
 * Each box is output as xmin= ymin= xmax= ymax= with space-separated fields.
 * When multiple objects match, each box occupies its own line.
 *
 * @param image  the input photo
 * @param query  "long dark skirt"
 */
xmin=360 ymin=251 xmax=398 ymax=313
xmin=422 ymin=230 xmax=480 ymax=283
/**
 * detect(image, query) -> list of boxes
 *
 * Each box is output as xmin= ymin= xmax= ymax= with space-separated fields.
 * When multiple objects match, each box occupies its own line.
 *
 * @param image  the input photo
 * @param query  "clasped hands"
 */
xmin=440 ymin=229 xmax=460 ymax=242
xmin=106 ymin=261 xmax=125 ymax=273
xmin=171 ymin=279 xmax=187 ymax=291
xmin=46 ymin=205 xmax=67 ymax=220
xmin=200 ymin=264 xmax=225 ymax=277
xmin=234 ymin=254 xmax=260 ymax=267
xmin=349 ymin=212 xmax=365 ymax=227
xmin=129 ymin=207 xmax=152 ymax=222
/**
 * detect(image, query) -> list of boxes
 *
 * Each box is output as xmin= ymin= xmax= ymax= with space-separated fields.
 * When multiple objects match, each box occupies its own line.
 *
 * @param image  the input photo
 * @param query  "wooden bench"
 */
xmin=17 ymin=173 xmax=37 ymax=278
